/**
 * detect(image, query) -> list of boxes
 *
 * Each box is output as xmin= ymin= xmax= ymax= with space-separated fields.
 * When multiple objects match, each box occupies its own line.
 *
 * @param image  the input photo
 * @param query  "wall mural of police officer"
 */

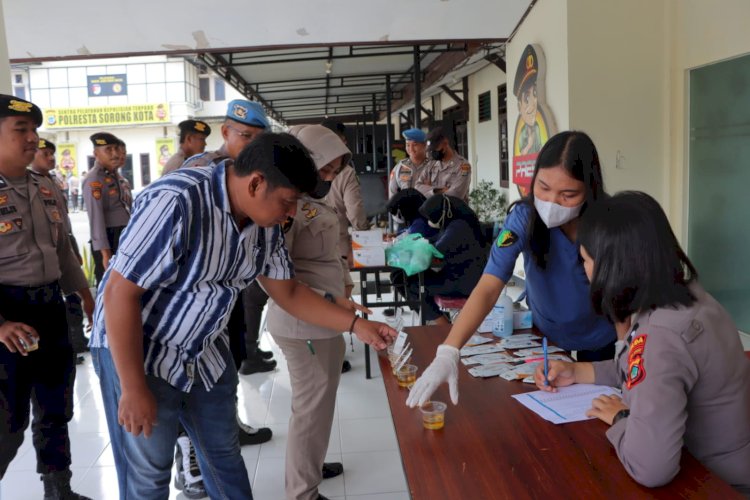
xmin=511 ymin=44 xmax=557 ymax=197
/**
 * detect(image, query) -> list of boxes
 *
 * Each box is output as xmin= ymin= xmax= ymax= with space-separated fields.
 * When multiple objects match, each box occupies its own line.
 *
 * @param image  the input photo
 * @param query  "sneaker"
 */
xmin=174 ymin=435 xmax=207 ymax=499
xmin=322 ymin=462 xmax=343 ymax=479
xmin=238 ymin=357 xmax=277 ymax=375
xmin=237 ymin=418 xmax=273 ymax=446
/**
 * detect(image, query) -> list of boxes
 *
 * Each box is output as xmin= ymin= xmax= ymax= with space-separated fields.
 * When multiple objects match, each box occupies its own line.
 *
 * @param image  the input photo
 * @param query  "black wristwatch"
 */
xmin=612 ymin=409 xmax=630 ymax=425
xmin=324 ymin=292 xmax=336 ymax=303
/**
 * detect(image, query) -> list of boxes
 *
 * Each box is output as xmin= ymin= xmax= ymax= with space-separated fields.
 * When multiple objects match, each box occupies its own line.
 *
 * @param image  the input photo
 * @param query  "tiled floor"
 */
xmin=0 ymin=305 xmax=411 ymax=500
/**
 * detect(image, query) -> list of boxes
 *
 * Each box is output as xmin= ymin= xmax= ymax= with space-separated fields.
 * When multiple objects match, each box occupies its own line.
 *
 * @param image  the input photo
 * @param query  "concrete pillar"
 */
xmin=0 ymin=1 xmax=12 ymax=94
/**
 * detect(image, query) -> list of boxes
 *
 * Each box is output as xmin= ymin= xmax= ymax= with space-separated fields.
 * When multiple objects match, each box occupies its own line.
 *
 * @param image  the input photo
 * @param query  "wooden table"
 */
xmin=379 ymin=325 xmax=741 ymax=499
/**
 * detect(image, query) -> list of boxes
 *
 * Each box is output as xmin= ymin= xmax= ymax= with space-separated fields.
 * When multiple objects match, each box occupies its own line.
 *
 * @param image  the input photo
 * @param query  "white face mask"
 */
xmin=392 ymin=211 xmax=406 ymax=225
xmin=534 ymin=198 xmax=583 ymax=228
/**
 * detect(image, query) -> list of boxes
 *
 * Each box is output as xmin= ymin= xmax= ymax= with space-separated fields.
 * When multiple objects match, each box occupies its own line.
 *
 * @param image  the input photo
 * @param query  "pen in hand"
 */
xmin=543 ymin=337 xmax=549 ymax=386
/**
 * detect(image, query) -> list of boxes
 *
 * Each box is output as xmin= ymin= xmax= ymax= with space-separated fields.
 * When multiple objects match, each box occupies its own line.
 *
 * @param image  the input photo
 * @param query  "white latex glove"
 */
xmin=406 ymin=344 xmax=459 ymax=407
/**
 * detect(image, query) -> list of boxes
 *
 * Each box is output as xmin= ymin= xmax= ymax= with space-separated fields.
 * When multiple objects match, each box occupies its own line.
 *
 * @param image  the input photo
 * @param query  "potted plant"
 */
xmin=468 ymin=179 xmax=508 ymax=229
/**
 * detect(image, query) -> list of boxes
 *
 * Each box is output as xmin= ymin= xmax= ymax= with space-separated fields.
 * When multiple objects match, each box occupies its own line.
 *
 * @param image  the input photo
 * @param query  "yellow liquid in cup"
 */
xmin=397 ymin=373 xmax=416 ymax=388
xmin=422 ymin=413 xmax=445 ymax=430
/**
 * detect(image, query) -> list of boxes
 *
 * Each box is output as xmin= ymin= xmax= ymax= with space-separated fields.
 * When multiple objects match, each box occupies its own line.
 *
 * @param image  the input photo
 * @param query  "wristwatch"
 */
xmin=324 ymin=292 xmax=336 ymax=303
xmin=612 ymin=409 xmax=630 ymax=425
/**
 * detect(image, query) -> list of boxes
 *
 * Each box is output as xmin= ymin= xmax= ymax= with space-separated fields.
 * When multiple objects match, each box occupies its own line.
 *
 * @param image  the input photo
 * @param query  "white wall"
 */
xmin=566 ymin=0 xmax=669 ymax=206
xmin=506 ymin=0 xmax=570 ymax=205
xmin=467 ymin=63 xmax=506 ymax=188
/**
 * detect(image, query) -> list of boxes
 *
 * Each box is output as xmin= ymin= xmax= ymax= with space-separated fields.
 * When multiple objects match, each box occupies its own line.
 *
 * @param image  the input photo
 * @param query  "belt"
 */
xmin=0 ymin=281 xmax=62 ymax=305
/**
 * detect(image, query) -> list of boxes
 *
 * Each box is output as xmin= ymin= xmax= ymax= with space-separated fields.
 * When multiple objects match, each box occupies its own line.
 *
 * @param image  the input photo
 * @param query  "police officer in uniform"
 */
xmin=268 ymin=124 xmax=354 ymax=500
xmin=30 ymin=139 xmax=89 ymax=359
xmin=415 ymin=127 xmax=472 ymax=202
xmin=389 ymin=128 xmax=430 ymax=198
xmin=82 ymin=132 xmax=131 ymax=284
xmin=161 ymin=119 xmax=212 ymax=175
xmin=0 ymin=95 xmax=94 ymax=499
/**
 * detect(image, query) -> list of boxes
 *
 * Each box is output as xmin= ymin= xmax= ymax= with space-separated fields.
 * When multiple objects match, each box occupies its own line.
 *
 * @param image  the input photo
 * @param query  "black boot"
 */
xmin=41 ymin=470 xmax=92 ymax=500
xmin=239 ymin=355 xmax=276 ymax=375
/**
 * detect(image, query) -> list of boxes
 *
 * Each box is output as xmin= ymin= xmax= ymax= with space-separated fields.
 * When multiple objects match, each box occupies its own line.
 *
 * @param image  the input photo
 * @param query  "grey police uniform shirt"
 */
xmin=266 ymin=198 xmax=347 ymax=341
xmin=82 ymin=162 xmax=131 ymax=251
xmin=388 ymin=157 xmax=430 ymax=198
xmin=414 ymin=153 xmax=472 ymax=202
xmin=161 ymin=149 xmax=187 ymax=175
xmin=0 ymin=172 xmax=87 ymax=308
xmin=323 ymin=165 xmax=369 ymax=288
xmin=593 ymin=283 xmax=750 ymax=494
xmin=178 ymin=144 xmax=229 ymax=170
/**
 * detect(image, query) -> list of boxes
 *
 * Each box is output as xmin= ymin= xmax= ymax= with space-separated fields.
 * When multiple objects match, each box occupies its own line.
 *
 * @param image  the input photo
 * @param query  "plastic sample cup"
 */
xmin=396 ymin=364 xmax=418 ymax=388
xmin=420 ymin=401 xmax=447 ymax=430
xmin=19 ymin=334 xmax=39 ymax=352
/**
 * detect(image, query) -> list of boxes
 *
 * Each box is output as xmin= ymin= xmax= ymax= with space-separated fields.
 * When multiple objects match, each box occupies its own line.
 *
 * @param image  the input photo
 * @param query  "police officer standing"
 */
xmin=161 ymin=119 xmax=212 ymax=175
xmin=30 ymin=139 xmax=89 ymax=359
xmin=0 ymin=95 xmax=94 ymax=499
xmin=415 ymin=127 xmax=472 ymax=202
xmin=82 ymin=133 xmax=131 ymax=284
xmin=389 ymin=128 xmax=430 ymax=198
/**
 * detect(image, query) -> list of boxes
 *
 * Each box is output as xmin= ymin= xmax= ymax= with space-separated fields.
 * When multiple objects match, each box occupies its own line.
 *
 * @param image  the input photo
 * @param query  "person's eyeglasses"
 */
xmin=226 ymin=125 xmax=257 ymax=139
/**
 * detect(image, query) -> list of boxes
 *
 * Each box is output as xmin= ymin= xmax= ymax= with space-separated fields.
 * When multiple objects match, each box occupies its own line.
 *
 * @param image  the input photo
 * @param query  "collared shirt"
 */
xmin=90 ymin=160 xmax=294 ymax=392
xmin=389 ymin=157 xmax=430 ymax=197
xmin=82 ymin=162 xmax=131 ymax=250
xmin=414 ymin=153 xmax=472 ymax=201
xmin=0 ymin=171 xmax=86 ymax=294
xmin=161 ymin=149 xmax=187 ymax=175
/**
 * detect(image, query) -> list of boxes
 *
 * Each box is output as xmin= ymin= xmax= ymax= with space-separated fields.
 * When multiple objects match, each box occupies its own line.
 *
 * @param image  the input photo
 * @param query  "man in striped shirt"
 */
xmin=90 ymin=133 xmax=396 ymax=499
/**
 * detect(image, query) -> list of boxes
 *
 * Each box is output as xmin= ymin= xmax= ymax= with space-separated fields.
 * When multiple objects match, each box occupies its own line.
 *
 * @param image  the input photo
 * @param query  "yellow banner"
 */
xmin=56 ymin=143 xmax=78 ymax=177
xmin=44 ymin=103 xmax=170 ymax=128
xmin=156 ymin=138 xmax=175 ymax=169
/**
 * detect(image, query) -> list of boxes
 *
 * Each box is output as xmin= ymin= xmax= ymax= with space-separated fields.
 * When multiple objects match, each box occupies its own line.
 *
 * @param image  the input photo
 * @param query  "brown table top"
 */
xmin=379 ymin=325 xmax=741 ymax=500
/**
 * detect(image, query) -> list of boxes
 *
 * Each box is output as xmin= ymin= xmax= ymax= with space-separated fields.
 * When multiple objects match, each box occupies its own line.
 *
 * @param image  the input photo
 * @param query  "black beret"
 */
xmin=0 ymin=94 xmax=42 ymax=126
xmin=38 ymin=138 xmax=56 ymax=152
xmin=90 ymin=132 xmax=121 ymax=147
xmin=178 ymin=119 xmax=211 ymax=136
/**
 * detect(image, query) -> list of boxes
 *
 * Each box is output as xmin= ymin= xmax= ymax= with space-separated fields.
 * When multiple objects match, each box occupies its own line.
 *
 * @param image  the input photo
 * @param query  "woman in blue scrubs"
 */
xmin=407 ymin=130 xmax=615 ymax=407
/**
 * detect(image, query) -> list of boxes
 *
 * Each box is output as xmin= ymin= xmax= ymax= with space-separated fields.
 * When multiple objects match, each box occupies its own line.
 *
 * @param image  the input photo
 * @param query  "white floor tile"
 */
xmin=337 ymin=390 xmax=392 ymax=420
xmin=347 ymin=493 xmax=410 ymax=500
xmin=338 ymin=450 xmax=408 ymax=496
xmin=75 ymin=466 xmax=121 ymax=500
xmin=251 ymin=456 xmax=286 ymax=500
xmin=339 ymin=418 xmax=398 ymax=454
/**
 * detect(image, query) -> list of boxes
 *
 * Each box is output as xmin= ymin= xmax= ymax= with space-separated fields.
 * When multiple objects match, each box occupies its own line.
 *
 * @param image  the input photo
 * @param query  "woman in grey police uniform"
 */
xmin=536 ymin=191 xmax=750 ymax=495
xmin=266 ymin=125 xmax=367 ymax=500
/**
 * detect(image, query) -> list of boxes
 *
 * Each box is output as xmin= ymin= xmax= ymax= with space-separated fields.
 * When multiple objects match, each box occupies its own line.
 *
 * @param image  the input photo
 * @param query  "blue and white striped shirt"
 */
xmin=90 ymin=160 xmax=293 ymax=391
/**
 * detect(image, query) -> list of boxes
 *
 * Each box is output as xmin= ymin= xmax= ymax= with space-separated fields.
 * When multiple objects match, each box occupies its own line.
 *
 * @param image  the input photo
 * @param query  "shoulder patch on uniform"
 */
xmin=0 ymin=220 xmax=14 ymax=233
xmin=39 ymin=186 xmax=53 ymax=197
xmin=305 ymin=207 xmax=318 ymax=220
xmin=92 ymin=188 xmax=102 ymax=200
xmin=90 ymin=181 xmax=103 ymax=189
xmin=626 ymin=334 xmax=647 ymax=390
xmin=0 ymin=194 xmax=7 ymax=205
xmin=496 ymin=229 xmax=518 ymax=247
xmin=460 ymin=163 xmax=471 ymax=176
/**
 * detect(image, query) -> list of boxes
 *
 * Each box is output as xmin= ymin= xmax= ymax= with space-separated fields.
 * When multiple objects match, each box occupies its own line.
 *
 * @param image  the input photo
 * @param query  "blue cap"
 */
xmin=226 ymin=100 xmax=269 ymax=129
xmin=402 ymin=128 xmax=426 ymax=143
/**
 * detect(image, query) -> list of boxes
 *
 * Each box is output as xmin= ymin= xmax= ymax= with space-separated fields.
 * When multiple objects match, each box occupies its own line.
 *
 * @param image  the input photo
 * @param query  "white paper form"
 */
xmin=511 ymin=384 xmax=621 ymax=424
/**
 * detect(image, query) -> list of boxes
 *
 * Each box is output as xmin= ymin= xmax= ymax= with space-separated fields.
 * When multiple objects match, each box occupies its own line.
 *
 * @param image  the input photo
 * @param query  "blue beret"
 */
xmin=402 ymin=128 xmax=426 ymax=143
xmin=226 ymin=100 xmax=269 ymax=129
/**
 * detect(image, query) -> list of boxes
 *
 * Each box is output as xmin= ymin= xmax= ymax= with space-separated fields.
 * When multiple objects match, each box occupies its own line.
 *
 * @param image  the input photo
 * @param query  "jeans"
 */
xmin=93 ymin=347 xmax=252 ymax=499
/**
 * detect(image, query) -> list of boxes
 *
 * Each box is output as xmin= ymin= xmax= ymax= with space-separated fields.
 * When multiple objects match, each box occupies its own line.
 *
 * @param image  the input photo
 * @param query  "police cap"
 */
xmin=226 ymin=100 xmax=269 ymax=129
xmin=0 ymin=94 xmax=42 ymax=126
xmin=178 ymin=119 xmax=212 ymax=136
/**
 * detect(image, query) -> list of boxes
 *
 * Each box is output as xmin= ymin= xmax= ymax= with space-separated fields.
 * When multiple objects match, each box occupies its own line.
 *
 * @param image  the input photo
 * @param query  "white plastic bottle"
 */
xmin=492 ymin=288 xmax=514 ymax=338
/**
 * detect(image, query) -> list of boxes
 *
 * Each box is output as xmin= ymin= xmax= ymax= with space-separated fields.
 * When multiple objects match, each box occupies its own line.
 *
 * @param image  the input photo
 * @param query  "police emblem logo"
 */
xmin=194 ymin=122 xmax=206 ymax=132
xmin=233 ymin=104 xmax=247 ymax=119
xmin=626 ymin=334 xmax=647 ymax=390
xmin=8 ymin=100 xmax=33 ymax=113
xmin=0 ymin=221 xmax=12 ymax=233
xmin=305 ymin=207 xmax=318 ymax=220
xmin=51 ymin=209 xmax=62 ymax=222
xmin=95 ymin=139 xmax=107 ymax=145
xmin=0 ymin=194 xmax=7 ymax=205
xmin=92 ymin=188 xmax=102 ymax=200
xmin=460 ymin=164 xmax=471 ymax=176
xmin=497 ymin=229 xmax=518 ymax=247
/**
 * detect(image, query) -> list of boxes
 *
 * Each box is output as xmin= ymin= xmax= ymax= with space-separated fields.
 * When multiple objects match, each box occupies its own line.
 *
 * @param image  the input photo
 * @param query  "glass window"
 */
xmin=30 ymin=88 xmax=50 ymax=109
xmin=48 ymin=68 xmax=69 ymax=88
xmin=69 ymin=87 xmax=88 ymax=107
xmin=146 ymin=83 xmax=167 ymax=103
xmin=128 ymin=84 xmax=147 ymax=103
xmin=146 ymin=63 xmax=166 ymax=83
xmin=13 ymin=86 xmax=26 ymax=99
xmin=214 ymin=79 xmax=226 ymax=101
xmin=165 ymin=61 xmax=184 ymax=82
xmin=86 ymin=66 xmax=107 ymax=75
xmin=50 ymin=88 xmax=70 ymax=107
xmin=14 ymin=74 xmax=23 ymax=84
xmin=128 ymin=64 xmax=147 ymax=84
xmin=68 ymin=67 xmax=87 ymax=87
xmin=29 ymin=69 xmax=49 ymax=89
xmin=166 ymin=82 xmax=185 ymax=102
xmin=199 ymin=78 xmax=210 ymax=101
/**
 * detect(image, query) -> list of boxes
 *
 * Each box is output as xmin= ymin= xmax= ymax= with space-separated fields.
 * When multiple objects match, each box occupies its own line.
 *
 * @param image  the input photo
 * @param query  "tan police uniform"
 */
xmin=414 ymin=153 xmax=472 ymax=201
xmin=161 ymin=150 xmax=187 ymax=175
xmin=266 ymin=197 xmax=347 ymax=500
xmin=324 ymin=164 xmax=369 ymax=289
xmin=388 ymin=157 xmax=430 ymax=198
xmin=592 ymin=283 xmax=750 ymax=494
xmin=178 ymin=145 xmax=229 ymax=170
xmin=82 ymin=159 xmax=131 ymax=283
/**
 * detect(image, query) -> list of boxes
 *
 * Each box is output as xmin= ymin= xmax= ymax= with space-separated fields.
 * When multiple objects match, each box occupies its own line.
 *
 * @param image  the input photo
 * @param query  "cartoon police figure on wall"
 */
xmin=512 ymin=44 xmax=557 ymax=196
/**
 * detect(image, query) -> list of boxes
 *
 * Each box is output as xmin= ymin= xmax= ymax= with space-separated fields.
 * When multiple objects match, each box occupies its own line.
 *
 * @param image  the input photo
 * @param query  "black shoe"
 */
xmin=257 ymin=347 xmax=274 ymax=360
xmin=238 ymin=420 xmax=273 ymax=446
xmin=317 ymin=495 xmax=330 ymax=500
xmin=75 ymin=355 xmax=85 ymax=365
xmin=239 ymin=357 xmax=277 ymax=375
xmin=322 ymin=462 xmax=343 ymax=479
xmin=341 ymin=360 xmax=351 ymax=373
xmin=41 ymin=469 xmax=92 ymax=500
